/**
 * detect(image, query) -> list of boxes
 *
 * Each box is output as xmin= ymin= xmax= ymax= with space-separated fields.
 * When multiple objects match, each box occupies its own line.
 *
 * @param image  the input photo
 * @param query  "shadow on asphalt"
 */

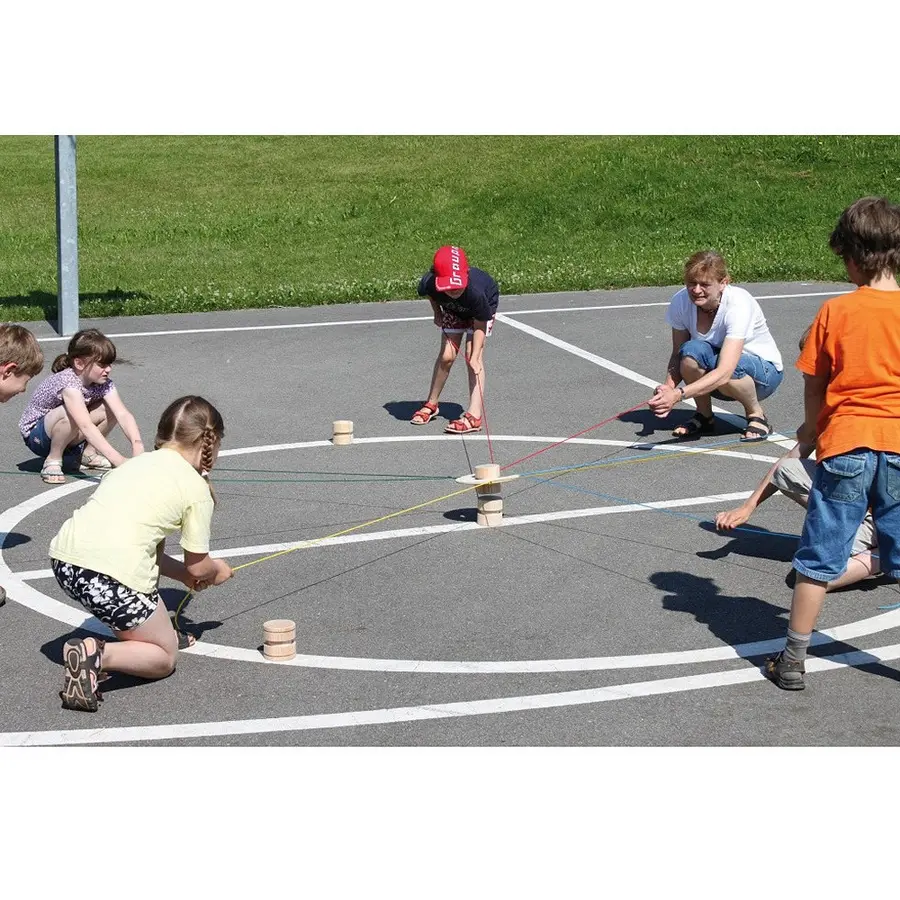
xmin=653 ymin=569 xmax=900 ymax=684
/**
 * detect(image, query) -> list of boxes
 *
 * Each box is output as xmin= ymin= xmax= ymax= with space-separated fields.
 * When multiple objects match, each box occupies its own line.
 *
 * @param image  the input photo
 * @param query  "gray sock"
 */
xmin=783 ymin=628 xmax=812 ymax=664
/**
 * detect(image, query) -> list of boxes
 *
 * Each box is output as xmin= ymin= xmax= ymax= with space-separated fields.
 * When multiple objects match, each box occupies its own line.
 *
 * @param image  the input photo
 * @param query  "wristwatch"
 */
xmin=679 ymin=387 xmax=686 ymax=402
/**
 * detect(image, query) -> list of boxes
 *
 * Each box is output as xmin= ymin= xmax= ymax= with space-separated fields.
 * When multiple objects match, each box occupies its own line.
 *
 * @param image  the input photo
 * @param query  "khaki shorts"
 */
xmin=772 ymin=457 xmax=876 ymax=556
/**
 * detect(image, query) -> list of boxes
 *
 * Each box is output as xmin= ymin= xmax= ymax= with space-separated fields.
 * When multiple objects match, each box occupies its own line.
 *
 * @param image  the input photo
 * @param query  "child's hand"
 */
xmin=433 ymin=314 xmax=443 ymax=328
xmin=715 ymin=505 xmax=752 ymax=531
xmin=796 ymin=422 xmax=816 ymax=445
xmin=210 ymin=558 xmax=234 ymax=586
xmin=132 ymin=439 xmax=145 ymax=457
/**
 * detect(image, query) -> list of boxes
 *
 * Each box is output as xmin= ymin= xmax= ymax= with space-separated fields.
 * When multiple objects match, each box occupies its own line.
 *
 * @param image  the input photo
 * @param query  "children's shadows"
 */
xmin=653 ymin=569 xmax=900 ymax=684
xmin=383 ymin=401 xmax=464 ymax=423
xmin=696 ymin=521 xmax=797 ymax=564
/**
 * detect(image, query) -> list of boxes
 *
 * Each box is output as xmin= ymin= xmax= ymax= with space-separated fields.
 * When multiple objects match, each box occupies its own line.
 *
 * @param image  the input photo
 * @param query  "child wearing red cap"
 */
xmin=411 ymin=246 xmax=500 ymax=434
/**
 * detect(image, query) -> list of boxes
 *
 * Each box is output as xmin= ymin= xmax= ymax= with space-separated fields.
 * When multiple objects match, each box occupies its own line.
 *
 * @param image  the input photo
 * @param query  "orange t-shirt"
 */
xmin=797 ymin=285 xmax=900 ymax=461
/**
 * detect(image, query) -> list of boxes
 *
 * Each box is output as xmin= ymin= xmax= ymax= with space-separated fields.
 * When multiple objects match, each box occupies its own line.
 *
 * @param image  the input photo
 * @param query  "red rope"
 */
xmin=499 ymin=400 xmax=648 ymax=472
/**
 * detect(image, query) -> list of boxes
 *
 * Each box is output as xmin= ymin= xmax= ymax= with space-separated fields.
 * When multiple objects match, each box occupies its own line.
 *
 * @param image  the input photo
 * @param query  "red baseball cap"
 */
xmin=433 ymin=245 xmax=469 ymax=292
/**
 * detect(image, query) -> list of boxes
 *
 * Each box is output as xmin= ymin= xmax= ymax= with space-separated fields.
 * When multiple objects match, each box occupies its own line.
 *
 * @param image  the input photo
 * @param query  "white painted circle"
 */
xmin=3 ymin=434 xmax=896 ymax=673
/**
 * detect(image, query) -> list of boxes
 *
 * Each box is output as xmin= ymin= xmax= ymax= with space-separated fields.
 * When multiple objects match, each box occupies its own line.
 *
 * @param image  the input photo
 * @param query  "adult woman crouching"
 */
xmin=648 ymin=250 xmax=783 ymax=442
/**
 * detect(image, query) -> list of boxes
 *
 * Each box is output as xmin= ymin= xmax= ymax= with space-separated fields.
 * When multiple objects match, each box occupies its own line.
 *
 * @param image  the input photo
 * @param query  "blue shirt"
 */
xmin=417 ymin=266 xmax=499 ymax=321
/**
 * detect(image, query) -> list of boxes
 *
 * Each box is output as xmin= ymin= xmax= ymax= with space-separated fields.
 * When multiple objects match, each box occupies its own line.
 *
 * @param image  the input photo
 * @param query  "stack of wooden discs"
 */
xmin=474 ymin=463 xmax=503 ymax=527
xmin=332 ymin=420 xmax=354 ymax=446
xmin=262 ymin=619 xmax=296 ymax=662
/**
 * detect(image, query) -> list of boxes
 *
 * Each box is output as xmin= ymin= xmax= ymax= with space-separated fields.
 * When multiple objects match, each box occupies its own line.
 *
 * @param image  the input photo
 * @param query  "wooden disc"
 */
xmin=263 ymin=619 xmax=296 ymax=635
xmin=332 ymin=420 xmax=354 ymax=433
xmin=477 ymin=511 xmax=503 ymax=527
xmin=474 ymin=464 xmax=501 ymax=481
xmin=263 ymin=643 xmax=297 ymax=661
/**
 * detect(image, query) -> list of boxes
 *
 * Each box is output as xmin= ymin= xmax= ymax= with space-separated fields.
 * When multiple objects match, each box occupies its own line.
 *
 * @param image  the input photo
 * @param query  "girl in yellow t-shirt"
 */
xmin=50 ymin=396 xmax=234 ymax=712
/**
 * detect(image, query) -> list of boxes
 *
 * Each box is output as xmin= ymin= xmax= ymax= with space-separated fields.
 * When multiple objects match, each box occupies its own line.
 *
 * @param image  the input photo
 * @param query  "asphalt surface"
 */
xmin=4 ymin=279 xmax=900 ymax=746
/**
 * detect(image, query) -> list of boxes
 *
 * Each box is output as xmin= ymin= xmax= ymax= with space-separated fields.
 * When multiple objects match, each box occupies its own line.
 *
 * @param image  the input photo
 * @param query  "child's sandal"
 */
xmin=80 ymin=451 xmax=113 ymax=471
xmin=60 ymin=637 xmax=106 ymax=712
xmin=40 ymin=461 xmax=66 ymax=485
xmin=444 ymin=412 xmax=483 ymax=434
xmin=411 ymin=402 xmax=439 ymax=426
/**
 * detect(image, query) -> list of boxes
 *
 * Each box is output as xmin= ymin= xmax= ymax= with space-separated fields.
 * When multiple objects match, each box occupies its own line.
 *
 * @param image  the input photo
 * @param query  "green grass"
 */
xmin=1 ymin=135 xmax=898 ymax=321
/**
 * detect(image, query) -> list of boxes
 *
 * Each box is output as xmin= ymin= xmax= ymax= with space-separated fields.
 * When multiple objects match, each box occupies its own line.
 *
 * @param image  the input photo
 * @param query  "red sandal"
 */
xmin=445 ymin=412 xmax=482 ymax=434
xmin=411 ymin=402 xmax=439 ymax=426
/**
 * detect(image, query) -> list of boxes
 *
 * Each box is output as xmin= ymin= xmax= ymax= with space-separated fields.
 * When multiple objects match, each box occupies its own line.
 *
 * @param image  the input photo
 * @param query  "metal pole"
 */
xmin=54 ymin=135 xmax=79 ymax=336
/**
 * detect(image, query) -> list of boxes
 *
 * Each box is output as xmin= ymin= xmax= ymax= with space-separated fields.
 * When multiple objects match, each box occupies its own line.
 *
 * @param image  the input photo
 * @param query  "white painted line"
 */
xmin=1 ymin=640 xmax=896 ymax=746
xmin=16 ymin=434 xmax=887 ymax=679
xmin=36 ymin=316 xmax=433 ymax=343
xmin=33 ymin=290 xmax=852 ymax=344
xmin=12 ymin=489 xmax=758 ymax=582
xmin=501 ymin=291 xmax=850 ymax=316
xmin=495 ymin=313 xmax=794 ymax=445
xmin=0 ymin=435 xmax=836 ymax=673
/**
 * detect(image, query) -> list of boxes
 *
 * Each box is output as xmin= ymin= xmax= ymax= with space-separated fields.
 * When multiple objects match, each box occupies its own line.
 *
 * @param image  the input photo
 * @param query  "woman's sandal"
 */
xmin=741 ymin=414 xmax=772 ymax=443
xmin=410 ymin=402 xmax=439 ymax=426
xmin=445 ymin=412 xmax=483 ymax=434
xmin=80 ymin=451 xmax=113 ymax=470
xmin=40 ymin=461 xmax=66 ymax=485
xmin=60 ymin=637 xmax=106 ymax=712
xmin=672 ymin=413 xmax=715 ymax=438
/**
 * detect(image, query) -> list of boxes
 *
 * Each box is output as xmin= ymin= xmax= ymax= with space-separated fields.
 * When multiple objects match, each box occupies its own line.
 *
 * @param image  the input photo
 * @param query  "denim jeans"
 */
xmin=679 ymin=339 xmax=784 ymax=401
xmin=793 ymin=448 xmax=900 ymax=581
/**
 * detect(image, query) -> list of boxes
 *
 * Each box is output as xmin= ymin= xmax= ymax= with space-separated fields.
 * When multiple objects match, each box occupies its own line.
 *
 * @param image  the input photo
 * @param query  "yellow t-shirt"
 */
xmin=49 ymin=448 xmax=214 ymax=594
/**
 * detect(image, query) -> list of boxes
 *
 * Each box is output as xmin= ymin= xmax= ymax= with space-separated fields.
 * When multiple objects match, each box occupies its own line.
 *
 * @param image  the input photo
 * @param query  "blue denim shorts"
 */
xmin=679 ymin=339 xmax=784 ymax=401
xmin=793 ymin=449 xmax=900 ymax=581
xmin=22 ymin=415 xmax=85 ymax=466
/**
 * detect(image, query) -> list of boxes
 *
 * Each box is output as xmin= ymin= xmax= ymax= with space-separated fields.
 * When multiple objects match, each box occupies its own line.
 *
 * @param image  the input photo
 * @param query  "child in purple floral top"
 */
xmin=19 ymin=329 xmax=145 ymax=484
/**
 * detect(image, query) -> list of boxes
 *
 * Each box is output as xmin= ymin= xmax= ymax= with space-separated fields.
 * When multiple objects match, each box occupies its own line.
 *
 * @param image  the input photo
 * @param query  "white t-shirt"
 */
xmin=665 ymin=284 xmax=783 ymax=372
xmin=49 ymin=448 xmax=214 ymax=594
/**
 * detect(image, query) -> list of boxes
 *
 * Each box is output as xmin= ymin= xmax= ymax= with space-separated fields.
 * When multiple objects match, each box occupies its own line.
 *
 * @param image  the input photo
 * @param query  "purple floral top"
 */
xmin=19 ymin=368 xmax=116 ymax=437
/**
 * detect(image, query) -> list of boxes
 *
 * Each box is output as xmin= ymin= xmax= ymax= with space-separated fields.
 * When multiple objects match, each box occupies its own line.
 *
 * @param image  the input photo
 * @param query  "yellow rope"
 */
xmin=172 ymin=480 xmax=481 ymax=630
xmin=172 ymin=437 xmax=749 ymax=630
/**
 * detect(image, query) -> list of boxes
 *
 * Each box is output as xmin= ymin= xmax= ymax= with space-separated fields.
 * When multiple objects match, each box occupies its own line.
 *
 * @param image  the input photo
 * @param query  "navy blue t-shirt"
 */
xmin=417 ymin=266 xmax=499 ymax=321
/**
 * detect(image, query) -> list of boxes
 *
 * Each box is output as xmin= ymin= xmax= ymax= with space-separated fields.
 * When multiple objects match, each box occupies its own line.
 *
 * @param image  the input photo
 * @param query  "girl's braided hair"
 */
xmin=154 ymin=396 xmax=225 ymax=501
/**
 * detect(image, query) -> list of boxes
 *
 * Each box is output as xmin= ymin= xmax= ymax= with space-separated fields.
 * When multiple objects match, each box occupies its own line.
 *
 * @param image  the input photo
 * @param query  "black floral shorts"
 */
xmin=51 ymin=559 xmax=160 ymax=632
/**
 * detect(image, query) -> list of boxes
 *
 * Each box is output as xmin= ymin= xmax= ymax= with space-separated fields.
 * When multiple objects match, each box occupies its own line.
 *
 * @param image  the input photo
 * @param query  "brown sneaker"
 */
xmin=59 ymin=637 xmax=105 ymax=712
xmin=0 ymin=585 xmax=6 ymax=608
xmin=765 ymin=651 xmax=806 ymax=691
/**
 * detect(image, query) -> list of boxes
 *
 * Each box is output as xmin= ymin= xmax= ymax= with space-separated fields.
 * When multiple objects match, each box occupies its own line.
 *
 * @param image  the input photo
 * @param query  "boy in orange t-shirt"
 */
xmin=766 ymin=196 xmax=900 ymax=690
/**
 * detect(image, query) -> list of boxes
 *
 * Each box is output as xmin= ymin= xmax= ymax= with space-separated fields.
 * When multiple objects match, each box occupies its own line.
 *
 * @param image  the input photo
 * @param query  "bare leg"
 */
xmin=825 ymin=551 xmax=881 ymax=592
xmin=425 ymin=334 xmax=460 ymax=406
xmin=788 ymin=574 xmax=828 ymax=634
xmin=465 ymin=335 xmax=485 ymax=420
xmin=101 ymin=600 xmax=181 ymax=680
xmin=679 ymin=356 xmax=714 ymax=418
xmin=42 ymin=402 xmax=116 ymax=463
xmin=713 ymin=374 xmax=766 ymax=434
xmin=82 ymin=403 xmax=117 ymax=458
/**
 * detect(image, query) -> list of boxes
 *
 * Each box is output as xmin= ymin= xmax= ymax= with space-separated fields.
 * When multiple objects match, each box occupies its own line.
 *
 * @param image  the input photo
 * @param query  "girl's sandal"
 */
xmin=410 ymin=402 xmax=439 ymax=426
xmin=40 ymin=462 xmax=66 ymax=485
xmin=80 ymin=451 xmax=113 ymax=471
xmin=60 ymin=637 xmax=106 ymax=712
xmin=445 ymin=412 xmax=483 ymax=434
